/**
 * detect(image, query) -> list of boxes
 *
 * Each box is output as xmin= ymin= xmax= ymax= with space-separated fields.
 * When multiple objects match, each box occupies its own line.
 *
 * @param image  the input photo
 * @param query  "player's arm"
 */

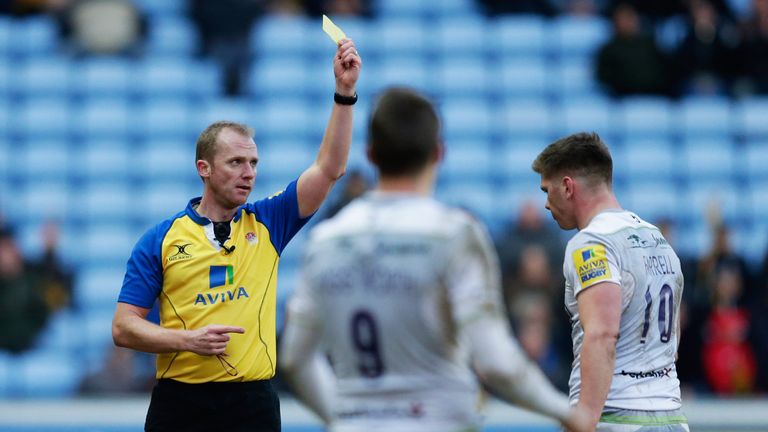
xmin=279 ymin=316 xmax=335 ymax=425
xmin=112 ymin=302 xmax=244 ymax=355
xmin=297 ymin=39 xmax=362 ymax=218
xmin=572 ymin=281 xmax=622 ymax=430
xmin=465 ymin=316 xmax=572 ymax=421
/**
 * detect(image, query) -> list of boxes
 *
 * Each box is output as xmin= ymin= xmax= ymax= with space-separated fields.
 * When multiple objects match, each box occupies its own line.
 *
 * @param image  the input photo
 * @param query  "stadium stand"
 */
xmin=0 ymin=0 xmax=766 ymax=410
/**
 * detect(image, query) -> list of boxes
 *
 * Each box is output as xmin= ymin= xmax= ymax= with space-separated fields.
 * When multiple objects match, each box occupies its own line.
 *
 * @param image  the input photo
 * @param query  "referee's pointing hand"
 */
xmin=187 ymin=325 xmax=246 ymax=356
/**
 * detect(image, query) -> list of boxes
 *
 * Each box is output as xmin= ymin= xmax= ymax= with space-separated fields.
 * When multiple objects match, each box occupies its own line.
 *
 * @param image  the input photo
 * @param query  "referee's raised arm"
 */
xmin=296 ymin=38 xmax=362 ymax=218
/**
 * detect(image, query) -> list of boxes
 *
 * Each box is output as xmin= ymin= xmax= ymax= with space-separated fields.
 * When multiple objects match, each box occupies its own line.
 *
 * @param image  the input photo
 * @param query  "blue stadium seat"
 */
xmin=18 ymin=350 xmax=81 ymax=397
xmin=678 ymin=97 xmax=732 ymax=138
xmin=555 ymin=97 xmax=617 ymax=137
xmin=0 ymin=352 xmax=12 ymax=397
xmin=619 ymin=97 xmax=674 ymax=139
xmin=139 ymin=99 xmax=195 ymax=139
xmin=617 ymin=139 xmax=676 ymax=183
xmin=34 ymin=310 xmax=80 ymax=352
xmin=140 ymin=144 xmax=196 ymax=183
xmin=13 ymin=97 xmax=72 ymax=139
xmin=681 ymin=138 xmax=735 ymax=181
xmin=376 ymin=0 xmax=434 ymax=18
xmin=499 ymin=57 xmax=550 ymax=99
xmin=435 ymin=17 xmax=487 ymax=56
xmin=75 ymin=267 xmax=124 ymax=310
xmin=440 ymin=138 xmax=494 ymax=180
xmin=250 ymin=16 xmax=318 ymax=57
xmin=497 ymin=178 xmax=548 ymax=226
xmin=198 ymin=98 xmax=254 ymax=128
xmin=371 ymin=19 xmax=429 ymax=58
xmin=494 ymin=15 xmax=547 ymax=58
xmin=10 ymin=16 xmax=58 ymax=57
xmin=435 ymin=180 xmax=498 ymax=226
xmin=132 ymin=0 xmax=187 ymax=17
xmin=247 ymin=56 xmax=312 ymax=97
xmin=141 ymin=182 xmax=197 ymax=223
xmin=748 ymin=181 xmax=768 ymax=222
xmin=623 ymin=182 xmax=681 ymax=223
xmin=137 ymin=58 xmax=195 ymax=98
xmin=554 ymin=58 xmax=599 ymax=100
xmin=680 ymin=180 xmax=744 ymax=224
xmin=501 ymin=100 xmax=553 ymax=138
xmin=735 ymin=98 xmax=768 ymax=138
xmin=16 ymin=181 xmax=70 ymax=226
xmin=79 ymin=223 xmax=137 ymax=266
xmin=79 ymin=140 xmax=132 ymax=182
xmin=441 ymin=98 xmax=495 ymax=140
xmin=14 ymin=139 xmax=70 ymax=182
xmin=146 ymin=16 xmax=198 ymax=57
xmin=0 ymin=62 xmax=12 ymax=99
xmin=551 ymin=16 xmax=611 ymax=60
xmin=498 ymin=140 xmax=547 ymax=182
xmin=82 ymin=312 xmax=118 ymax=373
xmin=676 ymin=221 xmax=710 ymax=258
xmin=0 ymin=17 xmax=11 ymax=57
xmin=19 ymin=58 xmax=72 ymax=97
xmin=730 ymin=223 xmax=767 ymax=265
xmin=190 ymin=59 xmax=223 ymax=98
xmin=76 ymin=98 xmax=134 ymax=138
xmin=73 ymin=57 xmax=134 ymax=97
xmin=744 ymin=141 xmax=768 ymax=181
xmin=434 ymin=0 xmax=477 ymax=17
xmin=257 ymin=139 xmax=314 ymax=180
xmin=259 ymin=99 xmax=314 ymax=139
xmin=74 ymin=182 xmax=133 ymax=223
xmin=438 ymin=57 xmax=492 ymax=97
xmin=374 ymin=56 xmax=430 ymax=91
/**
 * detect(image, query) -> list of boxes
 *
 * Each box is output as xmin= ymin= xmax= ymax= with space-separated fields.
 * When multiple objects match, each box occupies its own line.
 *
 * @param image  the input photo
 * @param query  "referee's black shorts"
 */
xmin=145 ymin=378 xmax=281 ymax=432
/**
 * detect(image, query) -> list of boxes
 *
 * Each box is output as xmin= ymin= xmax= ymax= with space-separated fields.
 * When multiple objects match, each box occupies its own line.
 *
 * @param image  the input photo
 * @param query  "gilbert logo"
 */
xmin=168 ymin=243 xmax=193 ymax=262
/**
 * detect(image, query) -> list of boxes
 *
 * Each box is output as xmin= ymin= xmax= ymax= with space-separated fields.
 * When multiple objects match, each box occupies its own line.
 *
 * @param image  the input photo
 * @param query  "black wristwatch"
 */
xmin=334 ymin=92 xmax=358 ymax=105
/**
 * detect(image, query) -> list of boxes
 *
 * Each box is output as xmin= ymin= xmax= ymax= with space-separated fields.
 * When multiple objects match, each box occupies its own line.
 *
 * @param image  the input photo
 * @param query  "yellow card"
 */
xmin=322 ymin=14 xmax=347 ymax=44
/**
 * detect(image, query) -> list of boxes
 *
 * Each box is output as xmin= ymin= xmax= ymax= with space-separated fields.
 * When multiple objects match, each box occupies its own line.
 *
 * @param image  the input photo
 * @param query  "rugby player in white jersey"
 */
xmin=279 ymin=87 xmax=590 ymax=432
xmin=532 ymin=132 xmax=689 ymax=432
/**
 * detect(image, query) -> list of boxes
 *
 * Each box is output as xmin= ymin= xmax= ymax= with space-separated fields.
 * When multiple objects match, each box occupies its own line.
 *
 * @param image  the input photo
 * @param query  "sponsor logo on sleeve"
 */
xmin=572 ymin=245 xmax=612 ymax=286
xmin=168 ymin=243 xmax=193 ymax=262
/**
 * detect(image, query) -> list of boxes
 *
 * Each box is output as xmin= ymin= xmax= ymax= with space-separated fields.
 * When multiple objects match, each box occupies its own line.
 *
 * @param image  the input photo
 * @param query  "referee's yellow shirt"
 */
xmin=118 ymin=180 xmax=311 ymax=383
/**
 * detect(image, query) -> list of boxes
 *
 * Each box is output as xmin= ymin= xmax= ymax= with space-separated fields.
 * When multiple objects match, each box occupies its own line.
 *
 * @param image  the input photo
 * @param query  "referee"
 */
xmin=112 ymin=39 xmax=361 ymax=431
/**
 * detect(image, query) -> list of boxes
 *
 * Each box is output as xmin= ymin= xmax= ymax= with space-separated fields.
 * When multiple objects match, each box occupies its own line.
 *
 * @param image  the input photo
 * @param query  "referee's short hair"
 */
xmin=196 ymin=121 xmax=254 ymax=164
xmin=368 ymin=87 xmax=440 ymax=176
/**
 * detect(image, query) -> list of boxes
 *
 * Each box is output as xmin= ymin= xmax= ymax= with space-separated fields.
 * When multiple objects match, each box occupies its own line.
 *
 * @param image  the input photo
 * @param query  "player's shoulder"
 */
xmin=309 ymin=195 xmax=477 ymax=242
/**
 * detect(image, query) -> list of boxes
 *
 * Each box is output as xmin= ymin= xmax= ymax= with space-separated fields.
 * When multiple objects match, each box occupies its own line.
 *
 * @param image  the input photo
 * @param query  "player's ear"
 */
xmin=197 ymin=159 xmax=211 ymax=179
xmin=433 ymin=140 xmax=444 ymax=163
xmin=563 ymin=176 xmax=575 ymax=198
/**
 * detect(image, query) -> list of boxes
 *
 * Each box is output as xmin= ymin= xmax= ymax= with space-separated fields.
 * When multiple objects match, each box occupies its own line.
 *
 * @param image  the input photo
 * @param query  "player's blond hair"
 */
xmin=195 ymin=120 xmax=254 ymax=165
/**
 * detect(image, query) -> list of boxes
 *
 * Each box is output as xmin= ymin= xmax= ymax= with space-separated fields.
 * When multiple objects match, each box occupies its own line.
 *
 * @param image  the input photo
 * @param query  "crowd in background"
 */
xmin=0 ymin=0 xmax=765 ymax=399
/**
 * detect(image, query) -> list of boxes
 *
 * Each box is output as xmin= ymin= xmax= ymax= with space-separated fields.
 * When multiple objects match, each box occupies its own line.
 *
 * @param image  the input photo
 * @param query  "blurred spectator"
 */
xmin=303 ymin=0 xmax=373 ymax=18
xmin=701 ymin=264 xmax=757 ymax=394
xmin=737 ymin=0 xmax=768 ymax=94
xmin=697 ymin=223 xmax=754 ymax=307
xmin=319 ymin=169 xmax=370 ymax=220
xmin=674 ymin=0 xmax=741 ymax=96
xmin=595 ymin=2 xmax=674 ymax=96
xmin=56 ymin=0 xmax=146 ymax=56
xmin=190 ymin=0 xmax=265 ymax=96
xmin=495 ymin=200 xmax=563 ymax=294
xmin=0 ymin=226 xmax=48 ymax=353
xmin=476 ymin=0 xmax=559 ymax=16
xmin=0 ymin=223 xmax=72 ymax=353
xmin=79 ymin=346 xmax=156 ymax=394
xmin=509 ymin=292 xmax=570 ymax=391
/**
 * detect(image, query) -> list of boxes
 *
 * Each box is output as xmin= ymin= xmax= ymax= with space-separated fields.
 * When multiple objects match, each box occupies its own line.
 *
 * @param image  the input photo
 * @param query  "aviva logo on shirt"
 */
xmin=573 ymin=245 xmax=612 ymax=286
xmin=209 ymin=265 xmax=234 ymax=289
xmin=196 ymin=265 xmax=249 ymax=306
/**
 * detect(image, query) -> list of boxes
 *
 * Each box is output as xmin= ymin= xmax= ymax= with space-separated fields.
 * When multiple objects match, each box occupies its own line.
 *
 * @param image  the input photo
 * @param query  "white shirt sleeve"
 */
xmin=565 ymin=232 xmax=622 ymax=297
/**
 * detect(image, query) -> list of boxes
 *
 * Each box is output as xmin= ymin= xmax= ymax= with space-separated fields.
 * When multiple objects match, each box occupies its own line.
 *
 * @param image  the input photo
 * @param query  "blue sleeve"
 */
xmin=246 ymin=179 xmax=313 ymax=255
xmin=117 ymin=220 xmax=172 ymax=308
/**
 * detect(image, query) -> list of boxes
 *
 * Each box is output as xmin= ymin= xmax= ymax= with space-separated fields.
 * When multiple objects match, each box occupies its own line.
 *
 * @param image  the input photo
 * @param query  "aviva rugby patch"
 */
xmin=573 ymin=244 xmax=612 ymax=287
